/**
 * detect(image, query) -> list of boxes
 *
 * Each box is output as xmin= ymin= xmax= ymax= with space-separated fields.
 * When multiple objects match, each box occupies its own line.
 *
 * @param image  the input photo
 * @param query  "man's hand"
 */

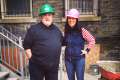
xmin=25 ymin=49 xmax=32 ymax=60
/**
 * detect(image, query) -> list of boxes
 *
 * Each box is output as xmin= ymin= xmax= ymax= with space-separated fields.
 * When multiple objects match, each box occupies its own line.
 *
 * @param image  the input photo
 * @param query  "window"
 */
xmin=0 ymin=0 xmax=32 ymax=18
xmin=6 ymin=0 xmax=30 ymax=15
xmin=65 ymin=0 xmax=98 ymax=15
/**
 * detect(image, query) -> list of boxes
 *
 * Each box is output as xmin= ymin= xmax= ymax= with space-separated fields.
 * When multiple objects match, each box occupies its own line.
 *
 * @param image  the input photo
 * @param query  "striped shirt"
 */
xmin=82 ymin=28 xmax=95 ymax=49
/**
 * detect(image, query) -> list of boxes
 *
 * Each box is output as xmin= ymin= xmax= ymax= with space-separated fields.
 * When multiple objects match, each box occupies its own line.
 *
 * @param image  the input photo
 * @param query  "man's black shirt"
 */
xmin=23 ymin=22 xmax=63 ymax=68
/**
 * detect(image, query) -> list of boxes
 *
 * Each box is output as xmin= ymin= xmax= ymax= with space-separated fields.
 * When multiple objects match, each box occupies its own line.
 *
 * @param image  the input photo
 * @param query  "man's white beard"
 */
xmin=42 ymin=20 xmax=52 ymax=27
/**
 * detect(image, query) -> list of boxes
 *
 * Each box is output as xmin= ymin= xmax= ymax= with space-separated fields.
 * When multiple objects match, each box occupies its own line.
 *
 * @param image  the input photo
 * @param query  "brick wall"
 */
xmin=32 ymin=0 xmax=64 ymax=20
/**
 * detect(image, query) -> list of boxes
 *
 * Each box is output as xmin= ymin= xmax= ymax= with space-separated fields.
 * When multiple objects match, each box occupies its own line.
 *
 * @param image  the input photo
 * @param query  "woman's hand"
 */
xmin=81 ymin=48 xmax=90 ymax=55
xmin=81 ymin=50 xmax=87 ymax=55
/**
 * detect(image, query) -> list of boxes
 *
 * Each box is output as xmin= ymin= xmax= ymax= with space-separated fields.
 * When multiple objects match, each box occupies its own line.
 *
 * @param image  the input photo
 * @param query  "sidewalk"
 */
xmin=85 ymin=73 xmax=100 ymax=80
xmin=58 ymin=71 xmax=100 ymax=80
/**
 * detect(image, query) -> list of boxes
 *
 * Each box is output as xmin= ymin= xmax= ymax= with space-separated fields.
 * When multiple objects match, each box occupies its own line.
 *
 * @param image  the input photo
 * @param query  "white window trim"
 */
xmin=0 ymin=0 xmax=33 ymax=19
xmin=93 ymin=0 xmax=98 ymax=16
xmin=65 ymin=0 xmax=98 ymax=16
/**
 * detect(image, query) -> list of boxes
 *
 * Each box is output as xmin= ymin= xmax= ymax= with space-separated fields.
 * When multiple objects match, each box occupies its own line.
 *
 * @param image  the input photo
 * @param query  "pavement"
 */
xmin=58 ymin=70 xmax=101 ymax=80
xmin=84 ymin=73 xmax=101 ymax=80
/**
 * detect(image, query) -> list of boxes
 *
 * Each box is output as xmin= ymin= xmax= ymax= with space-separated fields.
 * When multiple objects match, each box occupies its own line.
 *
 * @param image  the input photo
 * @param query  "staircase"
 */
xmin=0 ymin=25 xmax=29 ymax=80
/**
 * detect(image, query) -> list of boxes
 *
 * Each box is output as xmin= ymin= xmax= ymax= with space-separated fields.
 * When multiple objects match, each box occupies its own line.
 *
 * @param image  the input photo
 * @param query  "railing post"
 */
xmin=19 ymin=37 xmax=22 ymax=47
xmin=19 ymin=37 xmax=24 ymax=80
xmin=0 ymin=38 xmax=1 ymax=63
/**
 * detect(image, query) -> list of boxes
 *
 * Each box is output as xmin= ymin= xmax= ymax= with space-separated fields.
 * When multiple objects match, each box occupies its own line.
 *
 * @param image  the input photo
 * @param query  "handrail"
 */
xmin=0 ymin=26 xmax=29 ymax=80
xmin=0 ymin=26 xmax=19 ymax=44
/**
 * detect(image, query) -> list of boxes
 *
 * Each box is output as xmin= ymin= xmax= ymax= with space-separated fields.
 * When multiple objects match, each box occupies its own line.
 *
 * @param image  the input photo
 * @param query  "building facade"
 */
xmin=0 ymin=0 xmax=120 ymax=70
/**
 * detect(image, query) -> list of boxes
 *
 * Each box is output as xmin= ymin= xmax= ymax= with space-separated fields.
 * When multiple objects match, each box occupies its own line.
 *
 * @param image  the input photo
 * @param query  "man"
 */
xmin=23 ymin=4 xmax=63 ymax=80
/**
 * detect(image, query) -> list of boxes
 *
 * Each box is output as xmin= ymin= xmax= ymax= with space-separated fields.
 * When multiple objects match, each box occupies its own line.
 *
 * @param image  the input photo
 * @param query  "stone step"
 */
xmin=0 ymin=72 xmax=9 ymax=79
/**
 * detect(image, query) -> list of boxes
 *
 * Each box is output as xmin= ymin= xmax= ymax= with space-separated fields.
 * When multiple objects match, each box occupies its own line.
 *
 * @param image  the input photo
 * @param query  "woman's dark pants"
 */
xmin=65 ymin=57 xmax=85 ymax=80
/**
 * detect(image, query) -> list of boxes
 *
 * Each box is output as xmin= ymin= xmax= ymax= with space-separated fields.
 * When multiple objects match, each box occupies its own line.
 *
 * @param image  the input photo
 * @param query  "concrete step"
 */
xmin=7 ymin=77 xmax=19 ymax=80
xmin=0 ymin=72 xmax=9 ymax=79
xmin=0 ymin=64 xmax=20 ymax=78
xmin=0 ymin=64 xmax=23 ymax=80
xmin=0 ymin=72 xmax=19 ymax=80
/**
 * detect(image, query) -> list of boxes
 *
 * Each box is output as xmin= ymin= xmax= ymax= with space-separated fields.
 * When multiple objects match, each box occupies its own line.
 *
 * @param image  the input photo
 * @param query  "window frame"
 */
xmin=0 ymin=0 xmax=33 ymax=19
xmin=65 ymin=0 xmax=98 ymax=16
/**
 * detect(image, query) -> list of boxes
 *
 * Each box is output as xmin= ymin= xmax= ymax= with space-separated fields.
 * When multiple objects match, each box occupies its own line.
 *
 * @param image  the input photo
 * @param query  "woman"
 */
xmin=63 ymin=9 xmax=95 ymax=80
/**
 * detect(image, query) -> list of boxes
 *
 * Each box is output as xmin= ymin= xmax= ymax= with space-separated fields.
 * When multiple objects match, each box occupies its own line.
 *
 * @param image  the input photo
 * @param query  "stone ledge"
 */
xmin=62 ymin=15 xmax=101 ymax=22
xmin=0 ymin=18 xmax=37 ymax=23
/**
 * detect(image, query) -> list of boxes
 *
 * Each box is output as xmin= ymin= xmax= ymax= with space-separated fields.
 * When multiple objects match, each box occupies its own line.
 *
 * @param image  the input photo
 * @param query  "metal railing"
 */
xmin=0 ymin=26 xmax=29 ymax=80
xmin=65 ymin=0 xmax=98 ymax=16
xmin=65 ymin=9 xmax=98 ymax=16
xmin=0 ymin=26 xmax=19 ymax=45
